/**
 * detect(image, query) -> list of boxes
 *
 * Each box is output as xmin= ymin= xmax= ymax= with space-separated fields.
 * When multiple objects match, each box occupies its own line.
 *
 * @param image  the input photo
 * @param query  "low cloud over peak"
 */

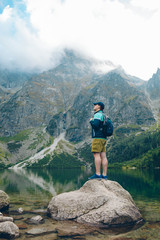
xmin=0 ymin=0 xmax=160 ymax=80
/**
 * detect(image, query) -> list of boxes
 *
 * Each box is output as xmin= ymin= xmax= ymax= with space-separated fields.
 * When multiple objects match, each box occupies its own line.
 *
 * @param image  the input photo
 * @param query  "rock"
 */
xmin=0 ymin=190 xmax=10 ymax=211
xmin=31 ymin=215 xmax=44 ymax=223
xmin=17 ymin=207 xmax=23 ymax=214
xmin=17 ymin=223 xmax=28 ymax=230
xmin=48 ymin=180 xmax=143 ymax=227
xmin=25 ymin=215 xmax=44 ymax=224
xmin=56 ymin=221 xmax=98 ymax=237
xmin=0 ymin=216 xmax=13 ymax=222
xmin=26 ymin=226 xmax=56 ymax=236
xmin=0 ymin=221 xmax=19 ymax=238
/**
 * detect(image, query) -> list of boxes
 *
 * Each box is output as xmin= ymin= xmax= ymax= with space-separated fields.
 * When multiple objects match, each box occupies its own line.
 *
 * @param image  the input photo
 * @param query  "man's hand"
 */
xmin=90 ymin=118 xmax=93 ymax=121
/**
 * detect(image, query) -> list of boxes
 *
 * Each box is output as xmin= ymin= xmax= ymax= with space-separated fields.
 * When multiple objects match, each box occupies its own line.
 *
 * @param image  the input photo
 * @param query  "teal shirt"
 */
xmin=93 ymin=110 xmax=103 ymax=121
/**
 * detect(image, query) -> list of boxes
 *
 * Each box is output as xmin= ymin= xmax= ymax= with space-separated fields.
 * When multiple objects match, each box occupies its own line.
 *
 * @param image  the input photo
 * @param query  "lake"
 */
xmin=0 ymin=167 xmax=160 ymax=240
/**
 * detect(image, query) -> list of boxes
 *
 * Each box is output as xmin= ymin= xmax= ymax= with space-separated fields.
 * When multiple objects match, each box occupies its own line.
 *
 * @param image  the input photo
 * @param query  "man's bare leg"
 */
xmin=93 ymin=153 xmax=102 ymax=175
xmin=100 ymin=152 xmax=108 ymax=176
xmin=88 ymin=152 xmax=102 ymax=179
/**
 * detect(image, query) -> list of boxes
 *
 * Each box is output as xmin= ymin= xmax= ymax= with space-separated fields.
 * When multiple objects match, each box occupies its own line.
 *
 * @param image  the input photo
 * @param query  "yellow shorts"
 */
xmin=91 ymin=138 xmax=107 ymax=153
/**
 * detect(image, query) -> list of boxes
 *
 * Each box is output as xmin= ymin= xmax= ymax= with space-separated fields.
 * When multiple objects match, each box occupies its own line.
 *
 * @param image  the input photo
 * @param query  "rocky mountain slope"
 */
xmin=146 ymin=68 xmax=160 ymax=100
xmin=0 ymin=49 xmax=159 ymax=168
xmin=145 ymin=69 xmax=160 ymax=122
xmin=0 ymin=86 xmax=11 ymax=104
xmin=0 ymin=69 xmax=33 ymax=89
xmin=0 ymin=50 xmax=118 ymax=137
xmin=47 ymin=71 xmax=155 ymax=142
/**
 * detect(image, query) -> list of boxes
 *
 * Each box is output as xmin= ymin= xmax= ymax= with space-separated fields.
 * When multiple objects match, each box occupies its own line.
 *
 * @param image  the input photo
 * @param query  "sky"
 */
xmin=0 ymin=0 xmax=160 ymax=80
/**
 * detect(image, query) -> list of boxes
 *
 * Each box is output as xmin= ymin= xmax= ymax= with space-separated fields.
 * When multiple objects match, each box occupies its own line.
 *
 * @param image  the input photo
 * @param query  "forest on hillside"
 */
xmin=108 ymin=127 xmax=160 ymax=168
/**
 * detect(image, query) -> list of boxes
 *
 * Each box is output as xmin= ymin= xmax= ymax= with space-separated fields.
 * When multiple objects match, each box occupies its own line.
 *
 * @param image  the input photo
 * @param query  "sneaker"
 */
xmin=88 ymin=173 xmax=102 ymax=180
xmin=101 ymin=175 xmax=108 ymax=180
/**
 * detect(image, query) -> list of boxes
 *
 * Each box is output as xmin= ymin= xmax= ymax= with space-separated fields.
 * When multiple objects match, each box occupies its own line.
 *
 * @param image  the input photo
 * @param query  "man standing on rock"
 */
xmin=89 ymin=102 xmax=108 ymax=180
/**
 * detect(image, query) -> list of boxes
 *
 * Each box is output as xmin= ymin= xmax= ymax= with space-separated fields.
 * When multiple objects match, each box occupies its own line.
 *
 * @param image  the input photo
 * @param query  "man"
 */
xmin=89 ymin=102 xmax=108 ymax=180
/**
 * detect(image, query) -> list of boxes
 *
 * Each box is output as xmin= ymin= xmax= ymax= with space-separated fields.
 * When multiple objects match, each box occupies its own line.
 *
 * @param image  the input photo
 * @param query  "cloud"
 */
xmin=0 ymin=0 xmax=160 ymax=79
xmin=0 ymin=4 xmax=61 ymax=72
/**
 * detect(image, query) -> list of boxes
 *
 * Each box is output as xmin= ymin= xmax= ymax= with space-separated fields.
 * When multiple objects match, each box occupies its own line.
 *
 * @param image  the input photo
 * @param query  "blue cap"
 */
xmin=93 ymin=102 xmax=105 ymax=110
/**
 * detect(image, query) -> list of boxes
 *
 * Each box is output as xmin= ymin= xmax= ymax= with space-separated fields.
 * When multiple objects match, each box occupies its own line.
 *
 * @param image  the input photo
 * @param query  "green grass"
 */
xmin=49 ymin=153 xmax=84 ymax=168
xmin=0 ymin=129 xmax=32 ymax=143
xmin=27 ymin=153 xmax=84 ymax=168
xmin=0 ymin=147 xmax=5 ymax=158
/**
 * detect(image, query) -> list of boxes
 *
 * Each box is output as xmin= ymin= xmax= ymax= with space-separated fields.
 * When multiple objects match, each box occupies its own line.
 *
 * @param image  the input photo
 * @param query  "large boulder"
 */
xmin=48 ymin=179 xmax=143 ymax=227
xmin=0 ymin=190 xmax=10 ymax=211
xmin=0 ymin=221 xmax=19 ymax=238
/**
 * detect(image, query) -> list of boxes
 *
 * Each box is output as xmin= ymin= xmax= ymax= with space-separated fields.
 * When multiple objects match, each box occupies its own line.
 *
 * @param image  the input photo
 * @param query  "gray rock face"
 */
xmin=47 ymin=72 xmax=155 ymax=142
xmin=0 ymin=190 xmax=10 ymax=211
xmin=48 ymin=180 xmax=143 ymax=227
xmin=0 ymin=50 xmax=98 ymax=137
xmin=0 ymin=50 xmax=156 ymax=138
xmin=0 ymin=221 xmax=19 ymax=238
xmin=0 ymin=69 xmax=32 ymax=88
xmin=146 ymin=68 xmax=160 ymax=100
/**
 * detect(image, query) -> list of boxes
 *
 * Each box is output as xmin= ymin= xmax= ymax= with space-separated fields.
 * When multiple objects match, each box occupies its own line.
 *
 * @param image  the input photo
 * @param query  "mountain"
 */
xmin=0 ymin=69 xmax=34 ymax=89
xmin=0 ymin=69 xmax=35 ymax=108
xmin=0 ymin=49 xmax=159 ymax=168
xmin=0 ymin=50 xmax=118 ymax=137
xmin=144 ymin=68 xmax=160 ymax=122
xmin=46 ymin=71 xmax=155 ymax=142
xmin=0 ymin=86 xmax=10 ymax=104
xmin=146 ymin=68 xmax=160 ymax=100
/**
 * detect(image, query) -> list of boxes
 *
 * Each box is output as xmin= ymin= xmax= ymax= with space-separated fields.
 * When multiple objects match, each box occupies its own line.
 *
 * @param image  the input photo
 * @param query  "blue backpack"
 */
xmin=102 ymin=114 xmax=114 ymax=137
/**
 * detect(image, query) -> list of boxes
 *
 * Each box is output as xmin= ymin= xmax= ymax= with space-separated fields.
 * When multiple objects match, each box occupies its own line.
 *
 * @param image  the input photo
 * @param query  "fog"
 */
xmin=0 ymin=0 xmax=160 ymax=79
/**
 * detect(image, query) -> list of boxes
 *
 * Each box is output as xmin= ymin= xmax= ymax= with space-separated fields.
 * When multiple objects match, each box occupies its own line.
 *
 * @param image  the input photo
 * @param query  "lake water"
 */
xmin=0 ymin=167 xmax=160 ymax=239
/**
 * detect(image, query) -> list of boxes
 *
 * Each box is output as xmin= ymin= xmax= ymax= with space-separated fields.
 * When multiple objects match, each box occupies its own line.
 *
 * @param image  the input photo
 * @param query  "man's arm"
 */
xmin=90 ymin=118 xmax=101 ymax=129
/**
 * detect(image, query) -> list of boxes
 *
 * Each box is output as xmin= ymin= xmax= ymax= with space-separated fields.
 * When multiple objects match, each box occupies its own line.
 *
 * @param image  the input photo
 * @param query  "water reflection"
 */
xmin=0 ymin=168 xmax=160 ymax=240
xmin=109 ymin=168 xmax=160 ymax=201
xmin=0 ymin=168 xmax=160 ymax=202
xmin=0 ymin=168 xmax=91 ymax=200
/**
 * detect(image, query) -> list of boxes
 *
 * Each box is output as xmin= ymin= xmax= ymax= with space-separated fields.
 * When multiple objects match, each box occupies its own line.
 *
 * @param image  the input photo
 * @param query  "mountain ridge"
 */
xmin=0 ymin=49 xmax=159 ymax=168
